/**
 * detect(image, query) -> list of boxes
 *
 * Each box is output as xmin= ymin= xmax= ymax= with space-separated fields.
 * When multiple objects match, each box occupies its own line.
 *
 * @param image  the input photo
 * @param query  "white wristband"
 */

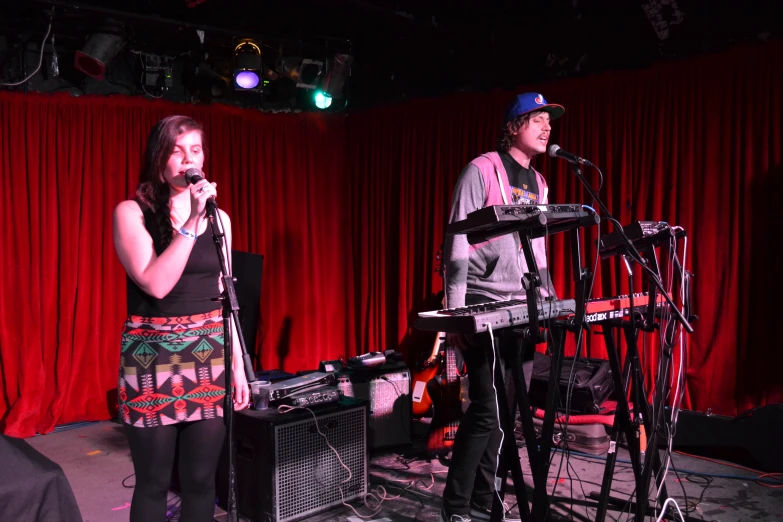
xmin=178 ymin=227 xmax=197 ymax=241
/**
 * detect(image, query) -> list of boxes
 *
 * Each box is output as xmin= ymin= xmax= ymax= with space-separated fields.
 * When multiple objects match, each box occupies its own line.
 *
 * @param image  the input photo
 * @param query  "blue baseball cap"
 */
xmin=504 ymin=92 xmax=565 ymax=123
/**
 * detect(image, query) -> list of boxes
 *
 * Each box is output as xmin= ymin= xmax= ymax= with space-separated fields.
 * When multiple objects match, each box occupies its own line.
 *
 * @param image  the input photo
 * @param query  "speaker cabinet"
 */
xmin=218 ymin=398 xmax=369 ymax=522
xmin=670 ymin=405 xmax=783 ymax=473
xmin=337 ymin=363 xmax=412 ymax=449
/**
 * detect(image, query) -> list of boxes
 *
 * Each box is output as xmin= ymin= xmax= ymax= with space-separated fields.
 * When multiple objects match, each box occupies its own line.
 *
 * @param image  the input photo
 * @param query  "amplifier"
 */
xmin=266 ymin=371 xmax=337 ymax=401
xmin=272 ymin=385 xmax=341 ymax=408
xmin=217 ymin=398 xmax=369 ymax=522
xmin=338 ymin=363 xmax=411 ymax=449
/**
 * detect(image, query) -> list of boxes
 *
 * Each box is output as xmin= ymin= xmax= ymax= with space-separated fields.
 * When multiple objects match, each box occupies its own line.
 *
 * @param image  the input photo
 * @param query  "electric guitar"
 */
xmin=424 ymin=335 xmax=463 ymax=458
xmin=411 ymin=331 xmax=444 ymax=417
xmin=412 ymin=246 xmax=446 ymax=418
xmin=415 ymin=245 xmax=464 ymax=457
xmin=411 ymin=246 xmax=448 ymax=418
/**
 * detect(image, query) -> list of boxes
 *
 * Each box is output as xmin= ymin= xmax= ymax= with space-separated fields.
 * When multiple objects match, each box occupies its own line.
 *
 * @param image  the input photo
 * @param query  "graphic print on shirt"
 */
xmin=510 ymin=185 xmax=539 ymax=205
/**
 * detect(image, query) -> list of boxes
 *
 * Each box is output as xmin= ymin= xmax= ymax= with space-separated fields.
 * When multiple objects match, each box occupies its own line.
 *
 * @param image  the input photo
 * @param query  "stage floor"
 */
xmin=26 ymin=418 xmax=783 ymax=522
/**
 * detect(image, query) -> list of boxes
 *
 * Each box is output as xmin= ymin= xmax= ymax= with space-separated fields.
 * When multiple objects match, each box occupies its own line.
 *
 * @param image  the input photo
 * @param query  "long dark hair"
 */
xmin=136 ymin=115 xmax=205 ymax=250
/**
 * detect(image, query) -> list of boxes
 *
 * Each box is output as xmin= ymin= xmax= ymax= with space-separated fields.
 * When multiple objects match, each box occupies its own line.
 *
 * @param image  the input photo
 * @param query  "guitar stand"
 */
xmin=488 ymin=225 xmax=592 ymax=522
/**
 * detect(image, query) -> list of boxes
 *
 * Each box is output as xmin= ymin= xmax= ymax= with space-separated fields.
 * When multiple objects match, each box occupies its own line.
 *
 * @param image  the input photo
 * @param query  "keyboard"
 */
xmin=415 ymin=298 xmax=576 ymax=334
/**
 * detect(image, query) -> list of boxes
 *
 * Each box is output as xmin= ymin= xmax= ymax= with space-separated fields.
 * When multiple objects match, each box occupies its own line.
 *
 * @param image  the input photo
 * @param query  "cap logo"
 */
xmin=534 ymin=94 xmax=544 ymax=105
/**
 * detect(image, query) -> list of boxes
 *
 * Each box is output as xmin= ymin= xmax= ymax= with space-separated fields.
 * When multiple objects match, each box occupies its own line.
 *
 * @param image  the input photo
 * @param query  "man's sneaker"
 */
xmin=468 ymin=501 xmax=521 ymax=522
xmin=440 ymin=506 xmax=472 ymax=522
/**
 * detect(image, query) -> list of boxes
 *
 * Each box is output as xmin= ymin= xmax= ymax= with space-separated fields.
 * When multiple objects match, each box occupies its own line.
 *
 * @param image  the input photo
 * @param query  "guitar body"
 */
xmin=411 ymin=359 xmax=440 ymax=417
xmin=411 ymin=331 xmax=446 ymax=418
xmin=425 ymin=341 xmax=463 ymax=458
xmin=422 ymin=252 xmax=463 ymax=457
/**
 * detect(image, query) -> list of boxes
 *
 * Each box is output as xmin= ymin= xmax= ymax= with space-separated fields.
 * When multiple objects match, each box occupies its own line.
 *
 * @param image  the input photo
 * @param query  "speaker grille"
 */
xmin=275 ymin=407 xmax=367 ymax=521
xmin=344 ymin=370 xmax=411 ymax=449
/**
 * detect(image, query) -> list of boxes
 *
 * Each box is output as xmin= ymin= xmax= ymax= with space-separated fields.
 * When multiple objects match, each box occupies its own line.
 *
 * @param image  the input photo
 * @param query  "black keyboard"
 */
xmin=446 ymin=204 xmax=598 ymax=244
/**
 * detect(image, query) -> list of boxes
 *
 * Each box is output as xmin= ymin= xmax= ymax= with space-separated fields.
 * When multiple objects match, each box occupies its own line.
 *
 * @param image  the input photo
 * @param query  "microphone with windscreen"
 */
xmin=548 ymin=144 xmax=594 ymax=168
xmin=184 ymin=168 xmax=218 ymax=211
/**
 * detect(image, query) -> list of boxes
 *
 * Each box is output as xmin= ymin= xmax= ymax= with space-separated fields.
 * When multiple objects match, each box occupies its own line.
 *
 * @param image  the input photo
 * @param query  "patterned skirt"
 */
xmin=118 ymin=309 xmax=226 ymax=428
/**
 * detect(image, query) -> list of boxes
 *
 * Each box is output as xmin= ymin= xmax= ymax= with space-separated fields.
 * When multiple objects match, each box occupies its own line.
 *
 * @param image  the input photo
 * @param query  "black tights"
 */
xmin=125 ymin=418 xmax=226 ymax=522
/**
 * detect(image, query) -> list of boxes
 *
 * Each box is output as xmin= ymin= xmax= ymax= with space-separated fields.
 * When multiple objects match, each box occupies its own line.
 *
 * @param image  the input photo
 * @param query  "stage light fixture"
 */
xmin=296 ymin=58 xmax=323 ymax=89
xmin=314 ymin=90 xmax=332 ymax=109
xmin=74 ymin=19 xmax=125 ymax=81
xmin=321 ymin=53 xmax=354 ymax=99
xmin=233 ymin=38 xmax=263 ymax=90
xmin=276 ymin=56 xmax=324 ymax=89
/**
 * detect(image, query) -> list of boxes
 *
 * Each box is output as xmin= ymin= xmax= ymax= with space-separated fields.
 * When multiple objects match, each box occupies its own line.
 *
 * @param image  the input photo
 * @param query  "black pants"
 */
xmin=125 ymin=418 xmax=226 ymax=522
xmin=442 ymin=295 xmax=535 ymax=516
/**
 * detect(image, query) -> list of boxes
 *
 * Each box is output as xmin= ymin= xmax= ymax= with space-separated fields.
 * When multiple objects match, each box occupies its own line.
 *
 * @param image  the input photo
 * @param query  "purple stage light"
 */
xmin=235 ymin=71 xmax=260 ymax=89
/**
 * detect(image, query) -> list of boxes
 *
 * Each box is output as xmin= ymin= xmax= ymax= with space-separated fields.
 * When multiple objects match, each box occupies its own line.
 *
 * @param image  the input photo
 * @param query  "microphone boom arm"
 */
xmin=566 ymin=161 xmax=693 ymax=334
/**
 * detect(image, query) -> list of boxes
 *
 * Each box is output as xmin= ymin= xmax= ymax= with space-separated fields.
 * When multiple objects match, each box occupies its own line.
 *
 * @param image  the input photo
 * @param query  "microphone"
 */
xmin=548 ymin=144 xmax=594 ymax=168
xmin=184 ymin=167 xmax=206 ymax=184
xmin=184 ymin=168 xmax=217 ymax=210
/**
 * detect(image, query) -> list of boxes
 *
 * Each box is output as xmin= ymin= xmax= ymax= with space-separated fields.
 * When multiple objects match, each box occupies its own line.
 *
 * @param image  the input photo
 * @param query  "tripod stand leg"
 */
xmin=595 ymin=324 xmax=643 ymax=522
xmin=619 ymin=323 xmax=658 ymax=522
xmin=631 ymin=324 xmax=679 ymax=519
xmin=509 ymin=337 xmax=541 ymax=474
xmin=528 ymin=324 xmax=568 ymax=521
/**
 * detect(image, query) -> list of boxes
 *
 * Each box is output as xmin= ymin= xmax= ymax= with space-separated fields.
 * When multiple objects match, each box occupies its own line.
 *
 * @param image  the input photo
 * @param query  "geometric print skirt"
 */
xmin=118 ymin=308 xmax=226 ymax=428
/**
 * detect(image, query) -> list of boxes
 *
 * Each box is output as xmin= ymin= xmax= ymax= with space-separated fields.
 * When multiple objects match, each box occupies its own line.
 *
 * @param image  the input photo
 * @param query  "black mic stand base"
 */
xmin=203 ymin=204 xmax=255 ymax=522
xmin=588 ymin=491 xmax=706 ymax=522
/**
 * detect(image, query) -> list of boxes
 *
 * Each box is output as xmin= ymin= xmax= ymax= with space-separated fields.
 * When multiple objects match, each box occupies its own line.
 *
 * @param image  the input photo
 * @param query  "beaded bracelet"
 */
xmin=178 ymin=227 xmax=197 ymax=241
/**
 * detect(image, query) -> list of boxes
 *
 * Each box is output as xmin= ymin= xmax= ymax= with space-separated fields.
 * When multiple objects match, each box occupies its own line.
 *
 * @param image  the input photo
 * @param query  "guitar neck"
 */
xmin=444 ymin=344 xmax=458 ymax=382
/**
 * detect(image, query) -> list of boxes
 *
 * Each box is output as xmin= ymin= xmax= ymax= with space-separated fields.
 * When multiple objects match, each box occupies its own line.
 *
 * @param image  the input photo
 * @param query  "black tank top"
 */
xmin=126 ymin=200 xmax=222 ymax=316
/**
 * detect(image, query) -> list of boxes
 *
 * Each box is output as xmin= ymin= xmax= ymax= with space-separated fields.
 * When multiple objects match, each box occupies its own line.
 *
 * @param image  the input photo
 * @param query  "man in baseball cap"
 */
xmin=503 ymin=91 xmax=565 ymax=123
xmin=439 ymin=92 xmax=565 ymax=522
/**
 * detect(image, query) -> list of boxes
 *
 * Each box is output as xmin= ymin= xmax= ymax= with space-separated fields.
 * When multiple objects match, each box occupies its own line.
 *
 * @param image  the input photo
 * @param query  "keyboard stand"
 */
xmin=438 ymin=205 xmax=598 ymax=521
xmin=488 ymin=224 xmax=593 ymax=522
xmin=591 ymin=243 xmax=702 ymax=522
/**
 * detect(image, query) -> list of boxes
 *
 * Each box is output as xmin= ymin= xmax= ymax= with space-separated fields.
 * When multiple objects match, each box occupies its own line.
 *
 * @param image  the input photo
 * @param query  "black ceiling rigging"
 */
xmin=0 ymin=0 xmax=779 ymax=110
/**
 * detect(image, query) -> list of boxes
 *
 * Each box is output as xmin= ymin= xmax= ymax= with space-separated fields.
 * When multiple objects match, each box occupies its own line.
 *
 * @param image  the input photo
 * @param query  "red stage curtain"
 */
xmin=1 ymin=41 xmax=781 ymax=437
xmin=346 ymin=41 xmax=783 ymax=418
xmin=0 ymin=96 xmax=354 ymax=436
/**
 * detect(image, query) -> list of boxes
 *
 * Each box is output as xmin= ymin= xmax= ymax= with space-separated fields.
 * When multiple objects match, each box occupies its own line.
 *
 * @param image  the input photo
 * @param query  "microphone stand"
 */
xmin=204 ymin=200 xmax=256 ymax=522
xmin=569 ymin=163 xmax=693 ymax=334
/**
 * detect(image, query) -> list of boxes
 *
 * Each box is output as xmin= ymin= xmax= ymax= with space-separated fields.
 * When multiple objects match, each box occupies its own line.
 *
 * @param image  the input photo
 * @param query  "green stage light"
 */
xmin=314 ymin=90 xmax=332 ymax=109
